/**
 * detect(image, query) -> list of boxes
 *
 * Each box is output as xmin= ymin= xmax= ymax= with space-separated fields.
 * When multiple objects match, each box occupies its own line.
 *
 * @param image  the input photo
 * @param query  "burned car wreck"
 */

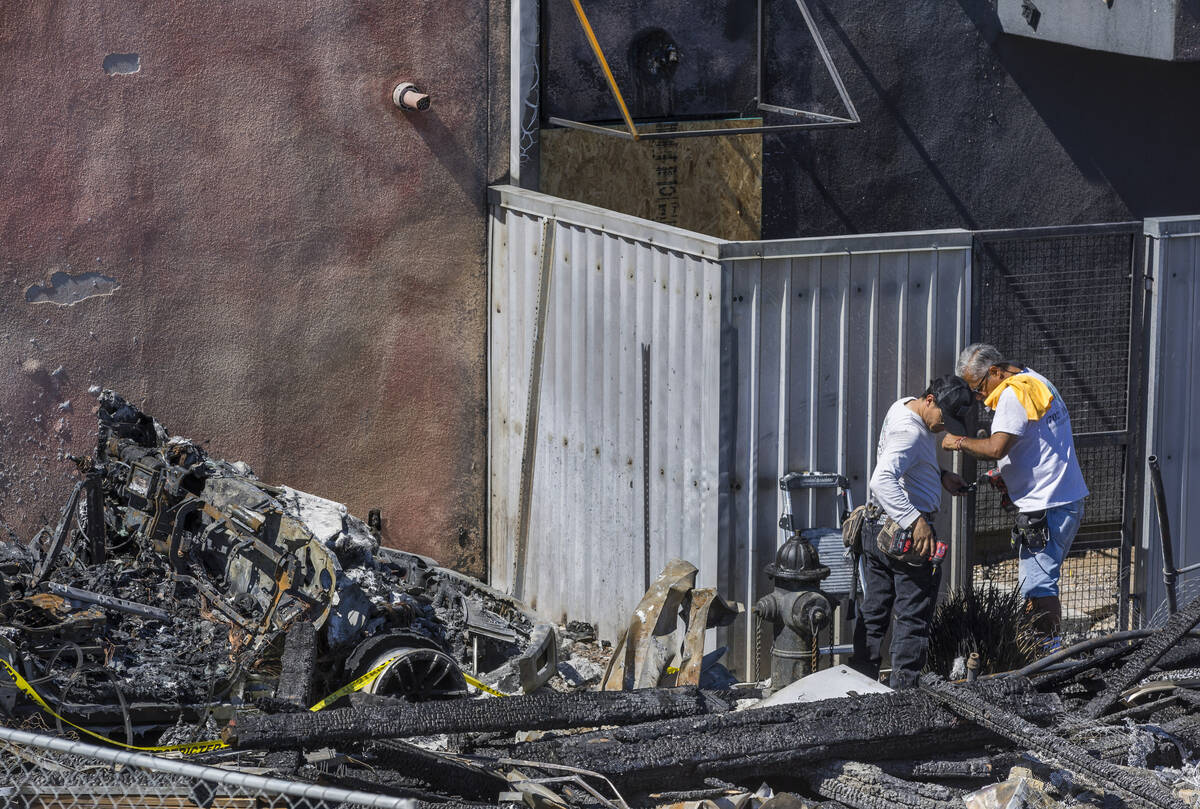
xmin=0 ymin=390 xmax=557 ymax=740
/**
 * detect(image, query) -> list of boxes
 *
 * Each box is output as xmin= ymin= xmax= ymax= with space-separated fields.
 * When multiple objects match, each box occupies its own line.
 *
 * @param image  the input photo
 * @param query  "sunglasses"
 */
xmin=970 ymin=374 xmax=988 ymax=398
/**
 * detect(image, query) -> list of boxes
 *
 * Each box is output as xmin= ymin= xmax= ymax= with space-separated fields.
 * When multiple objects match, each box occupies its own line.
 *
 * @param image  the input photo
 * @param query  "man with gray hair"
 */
xmin=941 ymin=343 xmax=1088 ymax=638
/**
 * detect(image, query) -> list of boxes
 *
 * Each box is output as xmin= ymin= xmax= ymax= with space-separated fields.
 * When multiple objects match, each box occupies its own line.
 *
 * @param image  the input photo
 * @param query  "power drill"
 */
xmin=963 ymin=469 xmax=1014 ymax=507
xmin=930 ymin=535 xmax=948 ymax=566
xmin=879 ymin=519 xmax=947 ymax=566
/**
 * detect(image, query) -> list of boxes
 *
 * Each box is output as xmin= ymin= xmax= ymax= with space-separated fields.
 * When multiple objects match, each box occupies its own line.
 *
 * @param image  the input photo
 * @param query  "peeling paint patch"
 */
xmin=103 ymin=53 xmax=140 ymax=75
xmin=25 ymin=271 xmax=120 ymax=306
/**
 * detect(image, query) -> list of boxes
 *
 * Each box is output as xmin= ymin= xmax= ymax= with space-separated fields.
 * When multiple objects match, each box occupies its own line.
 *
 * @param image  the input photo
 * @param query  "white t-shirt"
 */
xmin=868 ymin=398 xmax=942 ymax=528
xmin=990 ymin=368 xmax=1089 ymax=511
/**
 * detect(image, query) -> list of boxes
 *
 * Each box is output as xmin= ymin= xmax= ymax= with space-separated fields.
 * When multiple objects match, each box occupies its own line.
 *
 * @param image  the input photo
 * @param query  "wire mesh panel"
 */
xmin=973 ymin=230 xmax=1133 ymax=437
xmin=970 ymin=225 xmax=1142 ymax=634
xmin=972 ymin=540 xmax=1122 ymax=635
xmin=0 ymin=725 xmax=413 ymax=809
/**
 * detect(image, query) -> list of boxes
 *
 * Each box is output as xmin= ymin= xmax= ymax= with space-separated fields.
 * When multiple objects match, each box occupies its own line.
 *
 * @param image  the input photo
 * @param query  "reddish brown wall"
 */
xmin=0 ymin=2 xmax=507 ymax=575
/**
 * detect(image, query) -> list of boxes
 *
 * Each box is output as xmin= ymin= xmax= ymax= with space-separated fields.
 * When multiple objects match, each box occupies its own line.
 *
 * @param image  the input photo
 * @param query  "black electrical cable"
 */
xmin=1009 ymin=630 xmax=1151 ymax=679
xmin=993 ymin=629 xmax=1200 ymax=681
xmin=1030 ymin=641 xmax=1138 ymax=689
xmin=31 ymin=640 xmax=85 ymax=689
xmin=51 ymin=642 xmax=86 ymax=740
xmin=101 ymin=669 xmax=135 ymax=747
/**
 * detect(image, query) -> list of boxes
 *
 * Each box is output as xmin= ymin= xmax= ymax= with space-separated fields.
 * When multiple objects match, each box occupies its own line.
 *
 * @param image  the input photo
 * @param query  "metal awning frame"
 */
xmin=547 ymin=0 xmax=861 ymax=140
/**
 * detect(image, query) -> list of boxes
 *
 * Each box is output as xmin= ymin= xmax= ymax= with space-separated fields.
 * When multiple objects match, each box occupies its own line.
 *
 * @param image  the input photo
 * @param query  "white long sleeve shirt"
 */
xmin=868 ymin=397 xmax=942 ymax=528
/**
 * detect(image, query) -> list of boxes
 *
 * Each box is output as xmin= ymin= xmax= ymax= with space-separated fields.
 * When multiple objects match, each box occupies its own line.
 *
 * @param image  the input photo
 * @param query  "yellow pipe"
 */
xmin=567 ymin=0 xmax=639 ymax=140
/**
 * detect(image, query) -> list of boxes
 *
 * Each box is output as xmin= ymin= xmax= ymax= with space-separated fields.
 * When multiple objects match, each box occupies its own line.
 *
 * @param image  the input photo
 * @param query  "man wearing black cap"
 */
xmin=850 ymin=375 xmax=973 ymax=688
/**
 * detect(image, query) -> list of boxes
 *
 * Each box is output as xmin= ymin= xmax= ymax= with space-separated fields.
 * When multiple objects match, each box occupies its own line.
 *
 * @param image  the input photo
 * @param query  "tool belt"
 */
xmin=841 ymin=504 xmax=872 ymax=554
xmin=873 ymin=509 xmax=937 ymax=565
xmin=1011 ymin=509 xmax=1049 ymax=552
xmin=844 ymin=504 xmax=934 ymax=565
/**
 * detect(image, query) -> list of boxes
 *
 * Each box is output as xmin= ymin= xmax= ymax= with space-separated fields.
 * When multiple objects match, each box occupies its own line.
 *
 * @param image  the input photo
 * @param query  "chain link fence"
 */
xmin=0 ymin=724 xmax=412 ymax=809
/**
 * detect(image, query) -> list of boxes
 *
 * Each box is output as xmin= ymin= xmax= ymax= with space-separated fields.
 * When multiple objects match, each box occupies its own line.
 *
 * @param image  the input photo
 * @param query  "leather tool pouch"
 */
xmin=867 ymin=509 xmax=930 ymax=564
xmin=1011 ymin=509 xmax=1049 ymax=552
xmin=841 ymin=505 xmax=870 ymax=554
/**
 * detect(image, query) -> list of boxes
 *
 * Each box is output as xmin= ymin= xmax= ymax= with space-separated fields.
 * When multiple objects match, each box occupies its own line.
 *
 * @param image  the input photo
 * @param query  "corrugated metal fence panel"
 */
xmin=488 ymin=187 xmax=724 ymax=640
xmin=1141 ymin=216 xmax=1200 ymax=625
xmin=719 ymin=234 xmax=972 ymax=677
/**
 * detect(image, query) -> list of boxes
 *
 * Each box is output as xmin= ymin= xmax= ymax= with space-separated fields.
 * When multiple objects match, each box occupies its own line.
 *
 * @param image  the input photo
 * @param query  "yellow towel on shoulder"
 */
xmin=984 ymin=373 xmax=1054 ymax=420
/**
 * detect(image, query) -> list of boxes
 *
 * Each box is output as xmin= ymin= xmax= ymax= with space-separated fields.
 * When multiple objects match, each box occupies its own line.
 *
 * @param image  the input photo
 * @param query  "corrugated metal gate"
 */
xmin=722 ymin=235 xmax=970 ymax=678
xmin=967 ymin=223 xmax=1148 ymax=633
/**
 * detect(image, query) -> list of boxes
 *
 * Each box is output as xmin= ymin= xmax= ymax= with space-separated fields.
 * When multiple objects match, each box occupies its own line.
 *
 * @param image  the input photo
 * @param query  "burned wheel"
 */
xmin=362 ymin=647 xmax=467 ymax=701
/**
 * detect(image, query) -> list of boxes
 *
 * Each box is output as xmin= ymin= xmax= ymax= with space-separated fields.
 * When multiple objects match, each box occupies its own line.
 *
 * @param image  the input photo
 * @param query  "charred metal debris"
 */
xmin=4 ymin=393 xmax=1200 ymax=808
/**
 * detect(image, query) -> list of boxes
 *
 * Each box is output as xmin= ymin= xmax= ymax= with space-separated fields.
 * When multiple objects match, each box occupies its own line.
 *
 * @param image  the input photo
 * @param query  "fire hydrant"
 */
xmin=753 ymin=472 xmax=846 ymax=690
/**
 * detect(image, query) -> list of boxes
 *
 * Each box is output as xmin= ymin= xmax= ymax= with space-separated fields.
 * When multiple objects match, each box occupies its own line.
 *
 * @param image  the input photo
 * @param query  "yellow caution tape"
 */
xmin=308 ymin=659 xmax=509 ymax=707
xmin=0 ymin=660 xmax=228 ymax=755
xmin=308 ymin=657 xmax=398 ymax=712
xmin=4 ymin=652 xmax=509 ymax=753
xmin=462 ymin=672 xmax=509 ymax=698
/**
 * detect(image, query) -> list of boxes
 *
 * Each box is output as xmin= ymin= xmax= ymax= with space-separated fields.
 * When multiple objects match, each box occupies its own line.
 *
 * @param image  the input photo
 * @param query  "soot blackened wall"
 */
xmin=762 ymin=0 xmax=1200 ymax=237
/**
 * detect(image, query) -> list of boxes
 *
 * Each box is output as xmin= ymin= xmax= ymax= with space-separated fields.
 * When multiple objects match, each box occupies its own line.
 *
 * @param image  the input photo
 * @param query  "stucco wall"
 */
xmin=0 ymin=2 xmax=506 ymax=575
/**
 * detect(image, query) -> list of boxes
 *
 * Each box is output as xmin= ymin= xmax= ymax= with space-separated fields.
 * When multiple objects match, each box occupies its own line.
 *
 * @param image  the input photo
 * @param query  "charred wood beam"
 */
xmin=327 ymin=765 xmax=494 ymax=804
xmin=1080 ymin=594 xmax=1200 ymax=720
xmin=879 ymin=756 xmax=995 ymax=780
xmin=650 ymin=786 xmax=751 ymax=802
xmin=805 ymin=760 xmax=963 ymax=809
xmin=1153 ymin=638 xmax=1200 ymax=672
xmin=274 ymin=622 xmax=317 ymax=707
xmin=83 ymin=470 xmax=106 ymax=564
xmin=366 ymin=739 xmax=507 ymax=802
xmin=228 ymin=687 xmax=727 ymax=750
xmin=316 ymin=764 xmax=510 ymax=809
xmin=919 ymin=675 xmax=1188 ymax=809
xmin=264 ymin=622 xmax=318 ymax=774
xmin=1075 ymin=725 xmax=1184 ymax=769
xmin=1151 ymin=711 xmax=1200 ymax=754
xmin=485 ymin=681 xmax=1061 ymax=791
xmin=1093 ymin=694 xmax=1185 ymax=726
xmin=31 ymin=480 xmax=84 ymax=584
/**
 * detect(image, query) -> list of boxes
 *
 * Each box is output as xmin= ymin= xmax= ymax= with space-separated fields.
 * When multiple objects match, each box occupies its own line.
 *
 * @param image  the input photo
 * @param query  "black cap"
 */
xmin=929 ymin=374 xmax=973 ymax=430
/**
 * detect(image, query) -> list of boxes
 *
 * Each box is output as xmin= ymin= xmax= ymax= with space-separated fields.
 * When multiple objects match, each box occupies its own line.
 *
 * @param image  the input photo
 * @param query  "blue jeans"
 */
xmin=1018 ymin=500 xmax=1084 ymax=598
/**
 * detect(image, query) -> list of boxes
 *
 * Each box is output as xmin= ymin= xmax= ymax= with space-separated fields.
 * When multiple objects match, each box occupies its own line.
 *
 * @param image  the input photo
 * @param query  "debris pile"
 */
xmin=4 ymin=391 xmax=1200 ymax=809
xmin=0 ymin=391 xmax=559 ymax=735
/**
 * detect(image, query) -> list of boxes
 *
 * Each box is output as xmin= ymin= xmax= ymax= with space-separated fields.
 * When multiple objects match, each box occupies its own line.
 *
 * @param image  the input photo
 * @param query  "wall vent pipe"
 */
xmin=393 ymin=82 xmax=430 ymax=111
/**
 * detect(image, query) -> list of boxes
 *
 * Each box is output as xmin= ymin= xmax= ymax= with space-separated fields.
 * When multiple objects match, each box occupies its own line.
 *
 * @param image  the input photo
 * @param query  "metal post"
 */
xmin=1148 ymin=455 xmax=1178 ymax=615
xmin=514 ymin=219 xmax=556 ymax=599
xmin=509 ymin=0 xmax=540 ymax=189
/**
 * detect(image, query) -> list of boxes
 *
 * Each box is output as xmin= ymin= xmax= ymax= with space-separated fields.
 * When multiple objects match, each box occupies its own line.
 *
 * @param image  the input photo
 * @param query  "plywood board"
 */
xmin=540 ymin=120 xmax=762 ymax=240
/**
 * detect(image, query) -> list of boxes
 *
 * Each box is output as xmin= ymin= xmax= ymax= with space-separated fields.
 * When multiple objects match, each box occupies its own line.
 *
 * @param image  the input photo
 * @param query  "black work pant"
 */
xmin=849 ymin=539 xmax=941 ymax=689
